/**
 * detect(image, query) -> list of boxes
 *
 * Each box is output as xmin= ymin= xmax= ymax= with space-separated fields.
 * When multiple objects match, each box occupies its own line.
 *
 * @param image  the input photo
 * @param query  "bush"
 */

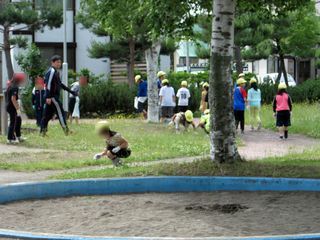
xmin=80 ymin=81 xmax=137 ymax=117
xmin=21 ymin=84 xmax=35 ymax=119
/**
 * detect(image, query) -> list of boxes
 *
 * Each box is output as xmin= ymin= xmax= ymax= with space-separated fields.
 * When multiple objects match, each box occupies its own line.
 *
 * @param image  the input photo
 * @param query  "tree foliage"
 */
xmin=0 ymin=0 xmax=62 ymax=79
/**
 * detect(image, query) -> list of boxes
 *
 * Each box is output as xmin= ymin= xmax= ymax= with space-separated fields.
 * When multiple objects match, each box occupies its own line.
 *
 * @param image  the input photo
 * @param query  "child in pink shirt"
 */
xmin=272 ymin=83 xmax=292 ymax=139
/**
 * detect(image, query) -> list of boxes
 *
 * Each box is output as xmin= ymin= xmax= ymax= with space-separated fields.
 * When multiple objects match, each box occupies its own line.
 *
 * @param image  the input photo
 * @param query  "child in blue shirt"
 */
xmin=234 ymin=78 xmax=247 ymax=133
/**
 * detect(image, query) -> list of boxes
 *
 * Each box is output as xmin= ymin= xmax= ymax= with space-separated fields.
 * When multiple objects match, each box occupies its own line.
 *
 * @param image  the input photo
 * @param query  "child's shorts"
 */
xmin=108 ymin=146 xmax=131 ymax=158
xmin=276 ymin=110 xmax=291 ymax=127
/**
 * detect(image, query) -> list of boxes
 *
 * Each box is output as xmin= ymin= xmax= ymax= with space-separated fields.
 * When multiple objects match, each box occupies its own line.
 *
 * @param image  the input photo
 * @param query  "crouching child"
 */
xmin=93 ymin=121 xmax=131 ymax=166
xmin=198 ymin=109 xmax=210 ymax=134
xmin=169 ymin=110 xmax=195 ymax=131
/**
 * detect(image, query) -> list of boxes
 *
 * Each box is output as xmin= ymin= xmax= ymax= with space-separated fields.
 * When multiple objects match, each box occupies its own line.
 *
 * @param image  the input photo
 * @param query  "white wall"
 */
xmin=75 ymin=1 xmax=110 ymax=77
xmin=159 ymin=55 xmax=170 ymax=72
xmin=34 ymin=11 xmax=74 ymax=42
xmin=75 ymin=26 xmax=110 ymax=77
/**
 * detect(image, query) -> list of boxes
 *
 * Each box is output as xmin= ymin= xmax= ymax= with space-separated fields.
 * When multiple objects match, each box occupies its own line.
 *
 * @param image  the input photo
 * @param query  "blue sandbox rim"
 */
xmin=0 ymin=176 xmax=320 ymax=240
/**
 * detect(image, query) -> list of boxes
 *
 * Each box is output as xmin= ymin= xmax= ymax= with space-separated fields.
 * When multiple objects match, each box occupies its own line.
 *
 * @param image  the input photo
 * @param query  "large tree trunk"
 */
xmin=127 ymin=38 xmax=135 ymax=87
xmin=145 ymin=41 xmax=161 ymax=123
xmin=3 ymin=25 xmax=14 ymax=79
xmin=279 ymin=54 xmax=289 ymax=86
xmin=209 ymin=0 xmax=241 ymax=163
xmin=234 ymin=45 xmax=242 ymax=74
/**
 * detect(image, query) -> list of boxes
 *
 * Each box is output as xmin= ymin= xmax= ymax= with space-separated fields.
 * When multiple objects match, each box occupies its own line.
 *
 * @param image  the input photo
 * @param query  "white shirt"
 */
xmin=159 ymin=86 xmax=175 ymax=107
xmin=176 ymin=87 xmax=190 ymax=106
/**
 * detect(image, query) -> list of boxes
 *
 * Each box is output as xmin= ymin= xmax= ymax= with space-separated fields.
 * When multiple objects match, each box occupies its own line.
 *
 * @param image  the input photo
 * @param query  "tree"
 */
xmin=80 ymin=0 xmax=200 ymax=122
xmin=0 ymin=0 xmax=62 ymax=80
xmin=208 ymin=0 xmax=313 ymax=163
xmin=15 ymin=43 xmax=46 ymax=82
xmin=78 ymin=0 xmax=146 ymax=87
xmin=209 ymin=0 xmax=241 ymax=163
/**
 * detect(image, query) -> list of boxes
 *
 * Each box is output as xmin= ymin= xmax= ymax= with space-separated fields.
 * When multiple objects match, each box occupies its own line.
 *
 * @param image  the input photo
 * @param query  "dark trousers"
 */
xmin=35 ymin=108 xmax=43 ymax=127
xmin=7 ymin=108 xmax=21 ymax=140
xmin=178 ymin=105 xmax=188 ymax=113
xmin=234 ymin=110 xmax=245 ymax=131
xmin=41 ymin=98 xmax=68 ymax=132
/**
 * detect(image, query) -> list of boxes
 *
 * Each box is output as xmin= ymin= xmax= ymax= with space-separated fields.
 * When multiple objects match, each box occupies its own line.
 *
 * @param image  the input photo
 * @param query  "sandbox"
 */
xmin=0 ymin=177 xmax=320 ymax=240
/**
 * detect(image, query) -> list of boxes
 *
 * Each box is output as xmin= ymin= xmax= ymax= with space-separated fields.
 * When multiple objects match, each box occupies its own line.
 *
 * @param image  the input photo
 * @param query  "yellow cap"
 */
xmin=203 ymin=82 xmax=209 ymax=88
xmin=204 ymin=109 xmax=210 ymax=115
xmin=238 ymin=73 xmax=245 ymax=78
xmin=200 ymin=81 xmax=204 ymax=86
xmin=185 ymin=110 xmax=193 ymax=122
xmin=157 ymin=71 xmax=166 ymax=78
xmin=237 ymin=78 xmax=246 ymax=85
xmin=278 ymin=82 xmax=287 ymax=90
xmin=135 ymin=75 xmax=142 ymax=83
xmin=181 ymin=81 xmax=188 ymax=87
xmin=162 ymin=79 xmax=169 ymax=85
xmin=250 ymin=77 xmax=257 ymax=84
xmin=95 ymin=121 xmax=110 ymax=134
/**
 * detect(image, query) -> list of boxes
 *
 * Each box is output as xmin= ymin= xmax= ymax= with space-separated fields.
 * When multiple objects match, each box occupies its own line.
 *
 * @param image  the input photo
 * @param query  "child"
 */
xmin=273 ymin=83 xmax=292 ymax=140
xmin=234 ymin=78 xmax=247 ymax=133
xmin=6 ymin=73 xmax=26 ymax=144
xmin=199 ymin=82 xmax=209 ymax=114
xmin=93 ymin=121 xmax=131 ymax=166
xmin=198 ymin=109 xmax=210 ymax=134
xmin=32 ymin=77 xmax=45 ymax=127
xmin=135 ymin=75 xmax=148 ymax=119
xmin=176 ymin=81 xmax=191 ymax=112
xmin=247 ymin=78 xmax=262 ymax=131
xmin=159 ymin=79 xmax=175 ymax=122
xmin=170 ymin=110 xmax=195 ymax=131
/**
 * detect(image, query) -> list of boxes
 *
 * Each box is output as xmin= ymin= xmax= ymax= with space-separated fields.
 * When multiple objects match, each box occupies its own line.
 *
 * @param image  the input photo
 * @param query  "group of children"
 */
xmin=5 ymin=55 xmax=293 ymax=165
xmin=234 ymin=73 xmax=292 ymax=139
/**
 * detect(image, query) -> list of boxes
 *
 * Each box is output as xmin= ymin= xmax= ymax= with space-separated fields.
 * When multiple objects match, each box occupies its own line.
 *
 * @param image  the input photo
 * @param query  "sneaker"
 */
xmin=251 ymin=126 xmax=254 ymax=131
xmin=112 ymin=158 xmax=122 ymax=167
xmin=17 ymin=137 xmax=27 ymax=142
xmin=257 ymin=123 xmax=262 ymax=131
xmin=63 ymin=127 xmax=70 ymax=136
xmin=279 ymin=136 xmax=284 ymax=140
xmin=7 ymin=139 xmax=19 ymax=144
xmin=40 ymin=128 xmax=47 ymax=137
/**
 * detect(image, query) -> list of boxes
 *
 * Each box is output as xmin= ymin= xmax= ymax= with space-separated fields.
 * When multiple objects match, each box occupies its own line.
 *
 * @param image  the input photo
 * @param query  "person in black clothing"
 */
xmin=32 ymin=77 xmax=45 ymax=127
xmin=6 ymin=73 xmax=26 ymax=144
xmin=40 ymin=55 xmax=77 ymax=136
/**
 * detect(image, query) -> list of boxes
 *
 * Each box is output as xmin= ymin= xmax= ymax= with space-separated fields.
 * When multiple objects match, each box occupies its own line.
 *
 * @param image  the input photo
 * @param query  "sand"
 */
xmin=0 ymin=191 xmax=320 ymax=238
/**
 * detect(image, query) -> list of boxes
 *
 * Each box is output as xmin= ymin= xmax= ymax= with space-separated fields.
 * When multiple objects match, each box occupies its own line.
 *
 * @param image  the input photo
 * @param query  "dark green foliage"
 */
xmin=21 ymin=84 xmax=35 ymax=119
xmin=15 ymin=44 xmax=46 ymax=81
xmin=79 ymin=81 xmax=137 ymax=117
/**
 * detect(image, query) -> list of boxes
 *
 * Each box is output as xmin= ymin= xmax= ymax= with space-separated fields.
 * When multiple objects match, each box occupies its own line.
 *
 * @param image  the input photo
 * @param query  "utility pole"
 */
xmin=186 ymin=40 xmax=191 ymax=73
xmin=62 ymin=0 xmax=68 ymax=112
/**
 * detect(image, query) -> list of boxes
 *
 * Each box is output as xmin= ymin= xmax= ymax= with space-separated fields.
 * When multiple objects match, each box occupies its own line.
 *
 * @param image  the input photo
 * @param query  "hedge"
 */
xmin=21 ymin=71 xmax=320 ymax=118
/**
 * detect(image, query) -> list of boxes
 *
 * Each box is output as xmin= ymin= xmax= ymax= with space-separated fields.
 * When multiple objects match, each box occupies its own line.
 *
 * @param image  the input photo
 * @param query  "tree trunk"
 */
xmin=234 ymin=45 xmax=242 ymax=74
xmin=209 ymin=0 xmax=241 ymax=163
xmin=127 ymin=38 xmax=135 ymax=87
xmin=145 ymin=41 xmax=161 ymax=123
xmin=3 ymin=25 xmax=14 ymax=79
xmin=279 ymin=54 xmax=289 ymax=86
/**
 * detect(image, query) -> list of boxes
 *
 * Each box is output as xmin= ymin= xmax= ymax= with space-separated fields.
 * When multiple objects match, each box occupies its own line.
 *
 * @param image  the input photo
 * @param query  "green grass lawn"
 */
xmin=54 ymin=147 xmax=320 ymax=180
xmin=0 ymin=119 xmax=210 ymax=171
xmin=258 ymin=103 xmax=320 ymax=138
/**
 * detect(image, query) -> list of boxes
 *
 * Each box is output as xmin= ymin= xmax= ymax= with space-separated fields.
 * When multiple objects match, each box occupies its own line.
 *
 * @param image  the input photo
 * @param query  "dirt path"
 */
xmin=0 ymin=128 xmax=319 ymax=185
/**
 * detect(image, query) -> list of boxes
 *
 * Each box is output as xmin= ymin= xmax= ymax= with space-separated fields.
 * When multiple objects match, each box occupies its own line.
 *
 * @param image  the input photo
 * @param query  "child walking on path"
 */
xmin=32 ymin=77 xmax=45 ymax=127
xmin=247 ymin=78 xmax=262 ymax=131
xmin=93 ymin=121 xmax=131 ymax=166
xmin=234 ymin=78 xmax=247 ymax=133
xmin=6 ymin=73 xmax=26 ymax=144
xmin=273 ymin=83 xmax=293 ymax=140
xmin=176 ymin=81 xmax=191 ymax=112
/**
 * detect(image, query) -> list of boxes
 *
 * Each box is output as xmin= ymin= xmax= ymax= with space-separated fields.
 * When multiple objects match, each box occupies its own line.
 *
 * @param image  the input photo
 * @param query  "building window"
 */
xmin=35 ymin=43 xmax=76 ymax=71
xmin=35 ymin=0 xmax=74 ymax=10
